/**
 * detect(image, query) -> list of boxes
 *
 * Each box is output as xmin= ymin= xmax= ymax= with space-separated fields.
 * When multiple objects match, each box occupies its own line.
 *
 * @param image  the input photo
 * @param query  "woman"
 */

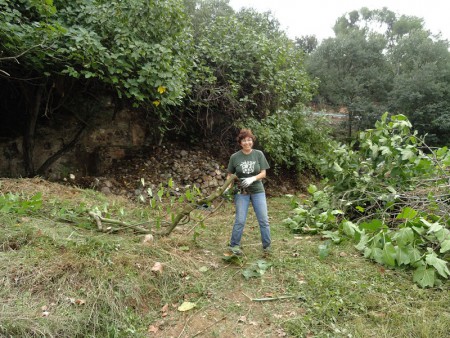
xmin=226 ymin=129 xmax=271 ymax=256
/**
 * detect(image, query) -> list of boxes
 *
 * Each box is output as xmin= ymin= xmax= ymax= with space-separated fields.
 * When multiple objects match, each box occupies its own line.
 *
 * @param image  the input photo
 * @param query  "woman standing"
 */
xmin=226 ymin=129 xmax=271 ymax=256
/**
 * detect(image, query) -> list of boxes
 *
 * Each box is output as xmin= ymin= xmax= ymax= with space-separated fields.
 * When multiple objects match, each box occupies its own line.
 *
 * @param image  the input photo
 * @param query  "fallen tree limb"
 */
xmin=88 ymin=211 xmax=150 ymax=234
xmin=162 ymin=174 xmax=236 ymax=236
xmin=86 ymin=174 xmax=236 ymax=236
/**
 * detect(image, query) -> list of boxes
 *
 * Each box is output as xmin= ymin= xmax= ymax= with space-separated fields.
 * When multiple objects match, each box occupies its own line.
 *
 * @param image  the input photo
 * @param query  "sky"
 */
xmin=228 ymin=0 xmax=450 ymax=41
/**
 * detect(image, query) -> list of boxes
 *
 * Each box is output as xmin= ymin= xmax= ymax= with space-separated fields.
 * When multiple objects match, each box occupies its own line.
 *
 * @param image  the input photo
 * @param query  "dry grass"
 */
xmin=0 ymin=179 xmax=449 ymax=337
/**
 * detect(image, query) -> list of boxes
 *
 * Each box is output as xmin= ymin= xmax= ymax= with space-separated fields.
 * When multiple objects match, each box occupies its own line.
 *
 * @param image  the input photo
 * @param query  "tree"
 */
xmin=307 ymin=7 xmax=450 ymax=144
xmin=0 ymin=0 xmax=192 ymax=176
xmin=174 ymin=5 xmax=317 ymax=138
xmin=295 ymin=35 xmax=318 ymax=54
xmin=307 ymin=28 xmax=391 ymax=140
xmin=387 ymin=30 xmax=450 ymax=145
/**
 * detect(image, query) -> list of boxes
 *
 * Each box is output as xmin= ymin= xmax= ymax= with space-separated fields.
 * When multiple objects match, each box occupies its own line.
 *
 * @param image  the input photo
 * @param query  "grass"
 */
xmin=0 ymin=179 xmax=449 ymax=337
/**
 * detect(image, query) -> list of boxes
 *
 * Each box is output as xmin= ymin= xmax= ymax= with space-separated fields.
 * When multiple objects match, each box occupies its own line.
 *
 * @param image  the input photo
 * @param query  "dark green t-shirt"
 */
xmin=227 ymin=149 xmax=270 ymax=194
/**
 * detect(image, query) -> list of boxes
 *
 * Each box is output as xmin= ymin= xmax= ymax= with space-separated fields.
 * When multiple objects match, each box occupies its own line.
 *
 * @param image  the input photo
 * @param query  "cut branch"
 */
xmin=163 ymin=174 xmax=236 ymax=236
xmin=88 ymin=211 xmax=150 ymax=234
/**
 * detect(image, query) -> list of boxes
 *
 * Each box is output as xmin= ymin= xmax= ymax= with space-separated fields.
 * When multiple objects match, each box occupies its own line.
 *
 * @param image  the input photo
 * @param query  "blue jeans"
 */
xmin=230 ymin=192 xmax=271 ymax=249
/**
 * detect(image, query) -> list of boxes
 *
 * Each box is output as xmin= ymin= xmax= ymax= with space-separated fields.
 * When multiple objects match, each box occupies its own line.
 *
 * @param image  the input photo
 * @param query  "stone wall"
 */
xmin=0 ymin=107 xmax=235 ymax=197
xmin=0 ymin=108 xmax=147 ymax=179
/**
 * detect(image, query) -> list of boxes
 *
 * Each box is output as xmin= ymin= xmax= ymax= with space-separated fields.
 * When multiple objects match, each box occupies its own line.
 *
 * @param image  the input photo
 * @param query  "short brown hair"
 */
xmin=236 ymin=129 xmax=256 ymax=144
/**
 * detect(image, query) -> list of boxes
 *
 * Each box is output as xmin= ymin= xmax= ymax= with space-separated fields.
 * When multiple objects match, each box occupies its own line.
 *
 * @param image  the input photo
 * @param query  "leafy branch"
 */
xmin=284 ymin=114 xmax=450 ymax=287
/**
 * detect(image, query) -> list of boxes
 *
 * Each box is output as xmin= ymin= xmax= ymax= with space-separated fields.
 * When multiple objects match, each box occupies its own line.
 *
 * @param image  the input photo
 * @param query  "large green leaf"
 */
xmin=413 ymin=266 xmax=435 ymax=288
xmin=408 ymin=246 xmax=423 ymax=266
xmin=396 ymin=246 xmax=411 ymax=265
xmin=382 ymin=243 xmax=397 ymax=267
xmin=440 ymin=239 xmax=450 ymax=253
xmin=392 ymin=227 xmax=414 ymax=246
xmin=371 ymin=247 xmax=384 ymax=265
xmin=425 ymin=253 xmax=450 ymax=278
xmin=342 ymin=220 xmax=357 ymax=237
xmin=396 ymin=207 xmax=418 ymax=220
xmin=359 ymin=219 xmax=386 ymax=232
xmin=355 ymin=233 xmax=370 ymax=251
xmin=401 ymin=148 xmax=415 ymax=161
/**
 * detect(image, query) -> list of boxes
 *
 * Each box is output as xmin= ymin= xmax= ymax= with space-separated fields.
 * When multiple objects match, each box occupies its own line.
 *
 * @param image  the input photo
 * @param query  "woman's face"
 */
xmin=240 ymin=137 xmax=253 ymax=152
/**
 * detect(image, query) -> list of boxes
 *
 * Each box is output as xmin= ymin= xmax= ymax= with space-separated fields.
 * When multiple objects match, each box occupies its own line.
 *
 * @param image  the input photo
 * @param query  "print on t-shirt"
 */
xmin=240 ymin=161 xmax=256 ymax=174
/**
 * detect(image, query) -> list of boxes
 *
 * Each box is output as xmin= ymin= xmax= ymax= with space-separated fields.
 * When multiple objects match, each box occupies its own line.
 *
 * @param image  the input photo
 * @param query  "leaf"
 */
xmin=307 ymin=185 xmax=317 ymax=194
xmin=222 ymin=254 xmax=243 ymax=264
xmin=332 ymin=162 xmax=343 ymax=172
xmin=396 ymin=246 xmax=411 ymax=266
xmin=242 ymin=269 xmax=262 ymax=280
xmin=242 ymin=260 xmax=272 ymax=279
xmin=148 ymin=325 xmax=159 ymax=333
xmin=199 ymin=266 xmax=209 ymax=272
xmin=355 ymin=233 xmax=370 ymax=251
xmin=425 ymin=253 xmax=450 ymax=278
xmin=371 ymin=247 xmax=384 ymax=264
xmin=256 ymin=260 xmax=271 ymax=271
xmin=408 ymin=247 xmax=423 ymax=266
xmin=413 ymin=266 xmax=435 ymax=288
xmin=440 ymin=239 xmax=450 ymax=253
xmin=379 ymin=146 xmax=392 ymax=156
xmin=318 ymin=242 xmax=331 ymax=259
xmin=392 ymin=228 xmax=414 ymax=246
xmin=426 ymin=221 xmax=443 ymax=234
xmin=322 ymin=230 xmax=341 ymax=243
xmin=342 ymin=220 xmax=357 ymax=237
xmin=355 ymin=205 xmax=365 ymax=212
xmin=401 ymin=148 xmax=415 ymax=161
xmin=382 ymin=243 xmax=397 ymax=267
xmin=359 ymin=219 xmax=385 ymax=232
xmin=151 ymin=262 xmax=163 ymax=274
xmin=178 ymin=301 xmax=196 ymax=312
xmin=396 ymin=207 xmax=418 ymax=220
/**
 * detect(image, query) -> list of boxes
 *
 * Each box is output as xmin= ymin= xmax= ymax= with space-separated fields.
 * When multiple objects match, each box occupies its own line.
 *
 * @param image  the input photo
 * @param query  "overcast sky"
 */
xmin=228 ymin=0 xmax=450 ymax=41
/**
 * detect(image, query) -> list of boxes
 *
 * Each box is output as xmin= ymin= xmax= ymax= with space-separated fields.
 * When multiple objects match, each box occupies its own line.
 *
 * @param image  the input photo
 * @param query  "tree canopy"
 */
xmin=307 ymin=7 xmax=450 ymax=145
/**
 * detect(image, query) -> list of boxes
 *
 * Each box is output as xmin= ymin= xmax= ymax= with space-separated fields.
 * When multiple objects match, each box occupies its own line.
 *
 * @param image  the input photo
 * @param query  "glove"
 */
xmin=241 ymin=176 xmax=257 ymax=188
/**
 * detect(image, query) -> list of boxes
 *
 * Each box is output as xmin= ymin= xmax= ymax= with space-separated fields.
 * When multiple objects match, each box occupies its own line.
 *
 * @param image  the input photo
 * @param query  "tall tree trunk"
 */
xmin=22 ymin=84 xmax=44 ymax=177
xmin=347 ymin=111 xmax=353 ymax=142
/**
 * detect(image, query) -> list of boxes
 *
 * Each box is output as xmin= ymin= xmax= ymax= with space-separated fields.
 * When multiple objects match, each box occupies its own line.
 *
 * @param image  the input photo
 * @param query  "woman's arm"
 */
xmin=255 ymin=169 xmax=266 ymax=181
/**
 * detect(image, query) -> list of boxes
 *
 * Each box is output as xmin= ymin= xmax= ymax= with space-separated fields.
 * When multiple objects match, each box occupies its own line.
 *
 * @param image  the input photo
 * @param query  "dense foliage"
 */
xmin=244 ymin=110 xmax=331 ymax=172
xmin=284 ymin=114 xmax=450 ymax=287
xmin=307 ymin=8 xmax=450 ymax=145
xmin=175 ymin=1 xmax=316 ymax=139
xmin=1 ymin=0 xmax=191 ymax=104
